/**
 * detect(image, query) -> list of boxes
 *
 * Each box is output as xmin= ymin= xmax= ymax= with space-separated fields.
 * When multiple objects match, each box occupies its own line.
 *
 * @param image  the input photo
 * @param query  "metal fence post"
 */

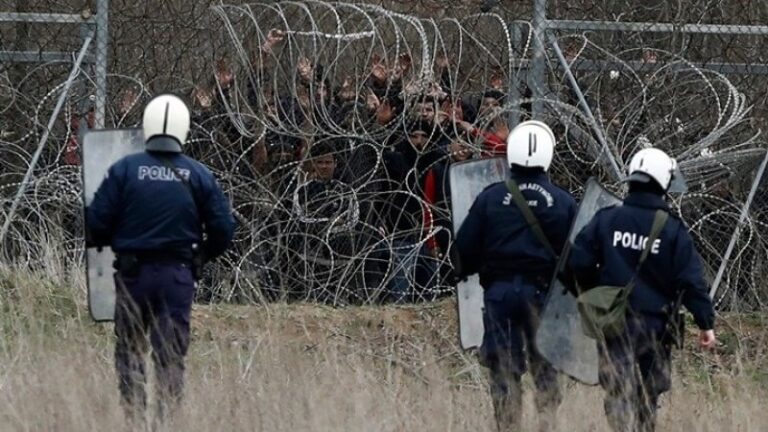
xmin=709 ymin=149 xmax=768 ymax=300
xmin=507 ymin=22 xmax=522 ymax=130
xmin=530 ymin=0 xmax=548 ymax=118
xmin=94 ymin=0 xmax=109 ymax=129
xmin=0 ymin=35 xmax=94 ymax=247
xmin=548 ymin=34 xmax=623 ymax=181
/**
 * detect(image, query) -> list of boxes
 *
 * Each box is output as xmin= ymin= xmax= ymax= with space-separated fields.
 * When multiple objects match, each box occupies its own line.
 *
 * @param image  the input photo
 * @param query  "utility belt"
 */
xmin=114 ymin=248 xmax=204 ymax=280
xmin=480 ymin=267 xmax=552 ymax=292
xmin=480 ymin=271 xmax=551 ymax=305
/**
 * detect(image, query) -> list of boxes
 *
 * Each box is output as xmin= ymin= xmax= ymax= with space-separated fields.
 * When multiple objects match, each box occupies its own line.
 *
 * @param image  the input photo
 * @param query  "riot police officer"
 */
xmin=86 ymin=94 xmax=236 ymax=421
xmin=456 ymin=120 xmax=576 ymax=431
xmin=568 ymin=148 xmax=716 ymax=432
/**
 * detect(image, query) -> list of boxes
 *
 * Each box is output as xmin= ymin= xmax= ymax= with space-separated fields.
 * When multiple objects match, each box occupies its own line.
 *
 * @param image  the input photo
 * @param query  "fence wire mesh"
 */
xmin=0 ymin=0 xmax=766 ymax=310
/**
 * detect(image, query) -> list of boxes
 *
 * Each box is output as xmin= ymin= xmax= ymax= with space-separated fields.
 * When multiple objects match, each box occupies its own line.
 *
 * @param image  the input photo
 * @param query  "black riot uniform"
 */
xmin=569 ymin=178 xmax=715 ymax=432
xmin=456 ymin=166 xmax=576 ymax=431
xmin=87 ymin=94 xmax=236 ymax=423
xmin=456 ymin=121 xmax=576 ymax=431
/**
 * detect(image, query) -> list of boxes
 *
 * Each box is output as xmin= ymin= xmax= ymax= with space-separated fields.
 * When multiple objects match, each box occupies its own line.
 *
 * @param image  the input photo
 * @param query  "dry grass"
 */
xmin=0 ymin=268 xmax=766 ymax=431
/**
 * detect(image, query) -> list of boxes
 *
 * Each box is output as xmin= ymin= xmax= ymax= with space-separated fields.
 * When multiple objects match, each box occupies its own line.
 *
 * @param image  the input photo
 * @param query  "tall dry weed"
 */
xmin=0 ymin=267 xmax=765 ymax=431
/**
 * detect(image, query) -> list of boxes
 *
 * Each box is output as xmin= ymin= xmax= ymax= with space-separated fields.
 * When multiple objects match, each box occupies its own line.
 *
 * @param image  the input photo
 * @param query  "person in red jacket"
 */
xmin=450 ymin=89 xmax=509 ymax=157
xmin=386 ymin=120 xmax=445 ymax=302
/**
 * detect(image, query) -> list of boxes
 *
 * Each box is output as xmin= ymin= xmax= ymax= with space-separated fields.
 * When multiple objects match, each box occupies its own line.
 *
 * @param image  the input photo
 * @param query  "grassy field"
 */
xmin=0 ymin=268 xmax=767 ymax=431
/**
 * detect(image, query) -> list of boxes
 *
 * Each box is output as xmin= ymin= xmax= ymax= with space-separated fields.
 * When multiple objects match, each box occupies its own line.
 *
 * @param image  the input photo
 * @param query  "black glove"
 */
xmin=84 ymin=228 xmax=103 ymax=252
xmin=556 ymin=268 xmax=578 ymax=296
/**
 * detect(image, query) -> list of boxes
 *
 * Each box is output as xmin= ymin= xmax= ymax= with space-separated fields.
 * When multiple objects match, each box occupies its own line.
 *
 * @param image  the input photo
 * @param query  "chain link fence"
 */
xmin=538 ymin=0 xmax=768 ymax=309
xmin=0 ymin=0 xmax=766 ymax=309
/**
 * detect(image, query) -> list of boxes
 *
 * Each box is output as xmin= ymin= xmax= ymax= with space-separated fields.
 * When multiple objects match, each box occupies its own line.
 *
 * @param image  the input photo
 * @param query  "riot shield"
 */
xmin=82 ymin=129 xmax=144 ymax=322
xmin=535 ymin=178 xmax=622 ymax=385
xmin=450 ymin=157 xmax=509 ymax=350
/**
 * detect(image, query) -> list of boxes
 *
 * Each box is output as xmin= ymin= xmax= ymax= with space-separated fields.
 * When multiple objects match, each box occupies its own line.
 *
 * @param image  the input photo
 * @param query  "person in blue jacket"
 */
xmin=456 ymin=120 xmax=576 ymax=431
xmin=87 ymin=94 xmax=236 ymax=422
xmin=568 ymin=147 xmax=716 ymax=432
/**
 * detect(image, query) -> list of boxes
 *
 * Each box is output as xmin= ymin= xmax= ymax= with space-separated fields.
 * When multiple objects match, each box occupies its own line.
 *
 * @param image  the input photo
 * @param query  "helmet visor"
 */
xmin=624 ymin=168 xmax=688 ymax=193
xmin=668 ymin=164 xmax=688 ymax=193
xmin=625 ymin=171 xmax=653 ymax=184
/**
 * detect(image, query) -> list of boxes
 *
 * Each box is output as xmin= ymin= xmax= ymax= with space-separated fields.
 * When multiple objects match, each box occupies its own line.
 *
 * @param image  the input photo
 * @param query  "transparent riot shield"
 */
xmin=450 ymin=157 xmax=509 ymax=350
xmin=535 ymin=178 xmax=622 ymax=385
xmin=82 ymin=129 xmax=144 ymax=322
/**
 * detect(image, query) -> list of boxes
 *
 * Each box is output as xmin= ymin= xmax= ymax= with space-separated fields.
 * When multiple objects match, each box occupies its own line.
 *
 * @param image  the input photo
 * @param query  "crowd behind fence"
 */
xmin=0 ymin=0 xmax=767 ymax=310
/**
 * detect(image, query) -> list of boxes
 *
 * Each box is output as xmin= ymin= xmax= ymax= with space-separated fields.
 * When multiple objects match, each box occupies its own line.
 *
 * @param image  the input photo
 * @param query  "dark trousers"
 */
xmin=599 ymin=315 xmax=672 ymax=432
xmin=480 ymin=277 xmax=561 ymax=431
xmin=114 ymin=262 xmax=196 ymax=421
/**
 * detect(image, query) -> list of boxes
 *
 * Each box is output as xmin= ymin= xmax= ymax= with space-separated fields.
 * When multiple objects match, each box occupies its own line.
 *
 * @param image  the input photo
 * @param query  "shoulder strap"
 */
xmin=625 ymin=209 xmax=669 ymax=292
xmin=637 ymin=210 xmax=668 ymax=268
xmin=505 ymin=179 xmax=557 ymax=258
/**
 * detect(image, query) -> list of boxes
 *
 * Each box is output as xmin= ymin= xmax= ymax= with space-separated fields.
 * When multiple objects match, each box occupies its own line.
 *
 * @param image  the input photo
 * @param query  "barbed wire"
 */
xmin=0 ymin=1 xmax=766 ymax=310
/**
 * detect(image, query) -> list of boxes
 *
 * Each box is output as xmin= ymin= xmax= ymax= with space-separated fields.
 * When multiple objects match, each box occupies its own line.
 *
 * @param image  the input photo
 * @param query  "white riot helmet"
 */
xmin=506 ymin=120 xmax=556 ymax=171
xmin=143 ymin=94 xmax=190 ymax=153
xmin=626 ymin=147 xmax=677 ymax=191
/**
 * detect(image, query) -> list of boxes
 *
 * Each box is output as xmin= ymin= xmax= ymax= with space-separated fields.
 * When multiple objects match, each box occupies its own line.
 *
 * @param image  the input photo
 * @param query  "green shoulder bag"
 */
xmin=577 ymin=209 xmax=668 ymax=339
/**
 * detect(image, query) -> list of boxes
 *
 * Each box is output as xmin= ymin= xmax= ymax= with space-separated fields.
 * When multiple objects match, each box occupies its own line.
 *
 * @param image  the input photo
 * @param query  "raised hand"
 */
xmin=366 ymin=90 xmax=381 ymax=112
xmin=376 ymin=99 xmax=395 ymax=125
xmin=489 ymin=68 xmax=504 ymax=89
xmin=370 ymin=53 xmax=388 ymax=83
xmin=297 ymin=56 xmax=314 ymax=83
xmin=435 ymin=55 xmax=450 ymax=70
xmin=425 ymin=82 xmax=447 ymax=100
xmin=266 ymin=28 xmax=285 ymax=47
xmin=193 ymin=86 xmax=213 ymax=110
xmin=339 ymin=76 xmax=356 ymax=101
xmin=215 ymin=59 xmax=235 ymax=89
xmin=119 ymin=88 xmax=139 ymax=115
xmin=493 ymin=117 xmax=510 ymax=140
xmin=391 ymin=53 xmax=412 ymax=81
xmin=403 ymin=79 xmax=421 ymax=98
